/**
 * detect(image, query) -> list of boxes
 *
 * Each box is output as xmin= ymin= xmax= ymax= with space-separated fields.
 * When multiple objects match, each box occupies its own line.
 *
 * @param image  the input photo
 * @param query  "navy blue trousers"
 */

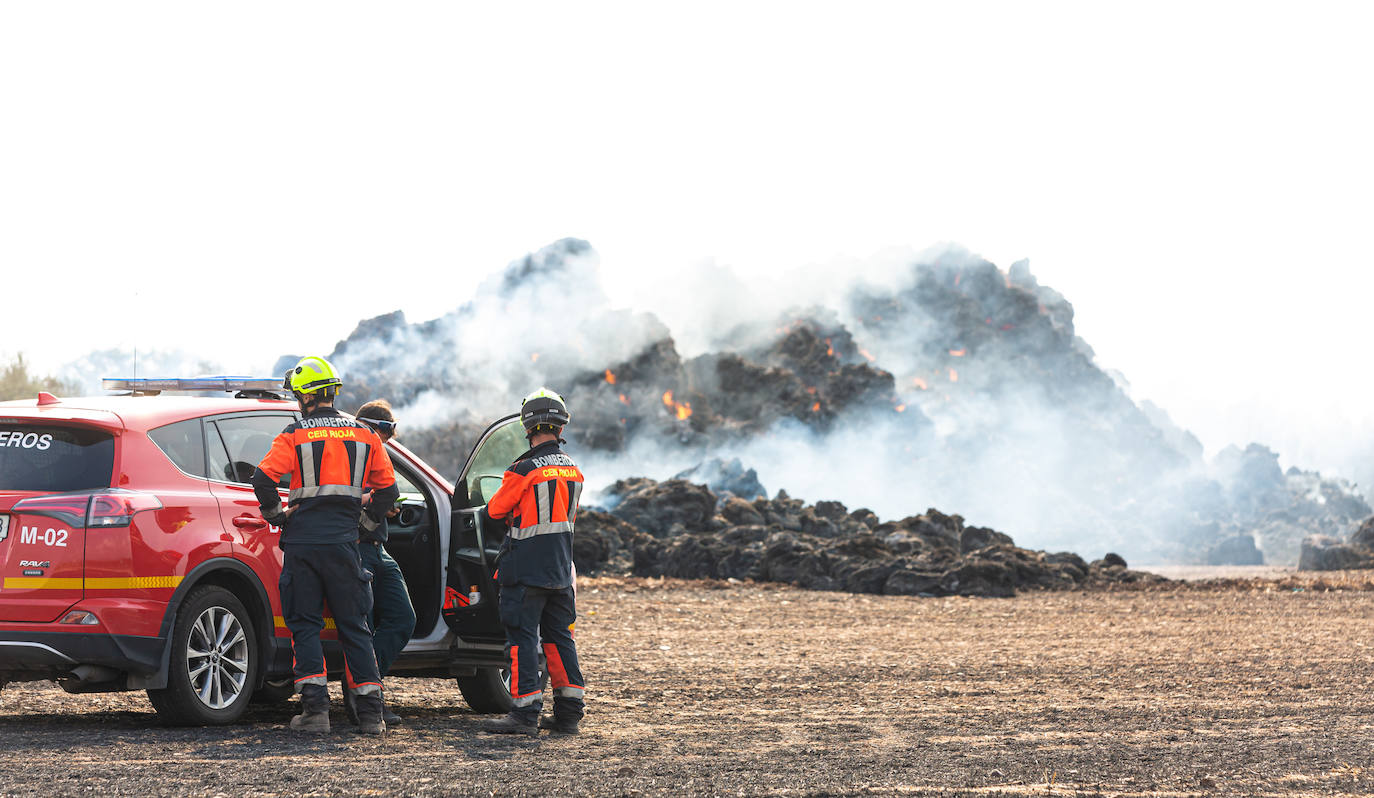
xmin=280 ymin=543 xmax=382 ymax=700
xmin=359 ymin=541 xmax=416 ymax=677
xmin=498 ymin=584 xmax=585 ymax=723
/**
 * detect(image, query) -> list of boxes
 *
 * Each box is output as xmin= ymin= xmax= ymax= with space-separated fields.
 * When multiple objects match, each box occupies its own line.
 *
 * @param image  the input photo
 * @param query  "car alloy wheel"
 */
xmin=185 ymin=605 xmax=250 ymax=710
xmin=148 ymin=585 xmax=260 ymax=725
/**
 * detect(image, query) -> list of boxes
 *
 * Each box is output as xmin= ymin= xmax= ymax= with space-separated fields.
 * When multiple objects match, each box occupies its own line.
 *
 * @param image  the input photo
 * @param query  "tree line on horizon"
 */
xmin=0 ymin=354 xmax=79 ymax=402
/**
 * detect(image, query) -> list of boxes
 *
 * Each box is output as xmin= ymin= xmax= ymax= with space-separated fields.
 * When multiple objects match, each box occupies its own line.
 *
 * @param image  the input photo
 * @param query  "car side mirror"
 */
xmin=472 ymin=474 xmax=504 ymax=506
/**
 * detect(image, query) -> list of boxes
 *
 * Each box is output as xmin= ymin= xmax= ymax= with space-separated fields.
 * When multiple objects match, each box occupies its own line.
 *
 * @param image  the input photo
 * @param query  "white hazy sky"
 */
xmin=2 ymin=2 xmax=1372 ymax=481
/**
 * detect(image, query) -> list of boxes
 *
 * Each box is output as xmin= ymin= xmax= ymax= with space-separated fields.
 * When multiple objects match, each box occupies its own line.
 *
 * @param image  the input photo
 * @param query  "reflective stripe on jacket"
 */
xmin=252 ymin=407 xmax=398 ymax=546
xmin=487 ymin=440 xmax=584 ymax=589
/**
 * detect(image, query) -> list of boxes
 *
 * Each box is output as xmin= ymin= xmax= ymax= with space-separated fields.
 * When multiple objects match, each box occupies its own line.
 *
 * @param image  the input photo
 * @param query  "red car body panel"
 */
xmin=0 ymin=390 xmax=518 ymax=726
xmin=0 ymin=395 xmax=300 ymax=655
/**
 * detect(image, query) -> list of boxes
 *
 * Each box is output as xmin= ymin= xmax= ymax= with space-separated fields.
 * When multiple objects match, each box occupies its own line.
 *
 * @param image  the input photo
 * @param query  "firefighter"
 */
xmin=349 ymin=399 xmax=415 ymax=726
xmin=481 ymin=388 xmax=586 ymax=736
xmin=251 ymin=356 xmax=397 ymax=735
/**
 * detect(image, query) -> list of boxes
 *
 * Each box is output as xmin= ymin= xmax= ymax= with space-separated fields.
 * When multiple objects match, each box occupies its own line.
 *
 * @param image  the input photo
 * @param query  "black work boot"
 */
xmin=354 ymin=693 xmax=385 ymax=735
xmin=482 ymin=712 xmax=538 ymax=737
xmin=538 ymin=714 xmax=580 ymax=735
xmin=290 ymin=684 xmax=330 ymax=733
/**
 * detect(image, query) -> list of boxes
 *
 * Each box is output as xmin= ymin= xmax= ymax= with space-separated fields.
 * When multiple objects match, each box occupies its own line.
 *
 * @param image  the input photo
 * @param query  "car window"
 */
xmin=210 ymin=415 xmax=293 ymax=484
xmin=206 ymin=422 xmax=233 ymax=483
xmin=393 ymin=463 xmax=420 ymax=494
xmin=148 ymin=419 xmax=206 ymax=477
xmin=462 ymin=418 xmax=527 ymax=506
xmin=0 ymin=425 xmax=114 ymax=492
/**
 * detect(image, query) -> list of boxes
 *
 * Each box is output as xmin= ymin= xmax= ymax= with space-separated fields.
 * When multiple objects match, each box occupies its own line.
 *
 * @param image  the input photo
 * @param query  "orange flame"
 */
xmin=604 ymin=369 xmax=616 ymax=385
xmin=806 ymin=386 xmax=818 ymax=395
xmin=618 ymin=393 xmax=630 ymax=405
xmin=948 ymin=349 xmax=965 ymax=357
xmin=662 ymin=390 xmax=692 ymax=420
xmin=912 ymin=378 xmax=928 ymax=390
xmin=948 ymin=368 xmax=959 ymax=382
xmin=811 ymin=402 xmax=821 ymax=412
xmin=825 ymin=338 xmax=834 ymax=357
xmin=895 ymin=404 xmax=906 ymax=412
xmin=859 ymin=348 xmax=875 ymax=362
xmin=530 ymin=353 xmax=540 ymax=363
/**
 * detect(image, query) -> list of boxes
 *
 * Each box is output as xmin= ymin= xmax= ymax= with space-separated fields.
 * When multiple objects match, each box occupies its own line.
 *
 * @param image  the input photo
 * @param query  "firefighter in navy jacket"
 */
xmin=481 ymin=388 xmax=586 ymax=736
xmin=251 ymin=356 xmax=398 ymax=735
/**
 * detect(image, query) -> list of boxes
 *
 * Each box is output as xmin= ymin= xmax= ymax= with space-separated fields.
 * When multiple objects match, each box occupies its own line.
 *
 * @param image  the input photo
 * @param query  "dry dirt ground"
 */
xmin=2 ymin=571 xmax=1374 ymax=797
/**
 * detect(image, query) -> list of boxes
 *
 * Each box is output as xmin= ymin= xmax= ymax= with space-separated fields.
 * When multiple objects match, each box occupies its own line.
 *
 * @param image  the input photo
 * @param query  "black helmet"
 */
xmin=521 ymin=387 xmax=571 ymax=435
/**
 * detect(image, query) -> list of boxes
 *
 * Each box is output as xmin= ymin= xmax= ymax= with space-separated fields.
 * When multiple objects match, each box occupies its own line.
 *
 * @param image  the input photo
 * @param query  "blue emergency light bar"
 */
xmin=102 ymin=377 xmax=285 ymax=393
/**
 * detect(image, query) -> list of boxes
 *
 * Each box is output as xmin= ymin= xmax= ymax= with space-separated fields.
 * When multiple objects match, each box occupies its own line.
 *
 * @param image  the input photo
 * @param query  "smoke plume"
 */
xmin=93 ymin=238 xmax=1364 ymax=566
xmin=300 ymin=240 xmax=1368 ymax=564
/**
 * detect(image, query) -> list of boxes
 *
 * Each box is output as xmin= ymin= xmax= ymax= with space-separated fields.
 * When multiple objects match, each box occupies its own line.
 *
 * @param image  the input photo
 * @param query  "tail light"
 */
xmin=87 ymin=490 xmax=163 ymax=527
xmin=11 ymin=494 xmax=92 ymax=528
xmin=13 ymin=490 xmax=162 ymax=529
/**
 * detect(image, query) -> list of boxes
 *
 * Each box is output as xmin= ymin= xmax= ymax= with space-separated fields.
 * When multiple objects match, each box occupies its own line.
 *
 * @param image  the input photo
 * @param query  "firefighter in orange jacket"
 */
xmin=251 ymin=356 xmax=397 ymax=735
xmin=481 ymin=388 xmax=586 ymax=736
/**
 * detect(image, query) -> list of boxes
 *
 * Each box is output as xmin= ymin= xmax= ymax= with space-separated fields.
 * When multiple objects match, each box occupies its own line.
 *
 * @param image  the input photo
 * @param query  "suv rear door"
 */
xmin=0 ymin=420 xmax=117 ymax=622
xmin=443 ymin=415 xmax=527 ymax=643
xmin=205 ymin=412 xmax=295 ymax=640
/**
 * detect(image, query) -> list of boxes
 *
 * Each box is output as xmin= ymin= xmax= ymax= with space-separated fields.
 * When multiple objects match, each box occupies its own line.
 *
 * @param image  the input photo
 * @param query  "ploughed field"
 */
xmin=1 ymin=572 xmax=1373 ymax=797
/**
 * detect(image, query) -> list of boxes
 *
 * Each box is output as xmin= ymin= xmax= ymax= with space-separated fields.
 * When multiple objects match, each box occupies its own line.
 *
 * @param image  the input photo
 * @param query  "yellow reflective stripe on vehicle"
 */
xmin=2 ymin=576 xmax=184 ymax=590
xmin=2 ymin=577 xmax=83 ymax=590
xmin=274 ymin=615 xmax=336 ymax=630
xmin=87 ymin=576 xmax=183 ymax=589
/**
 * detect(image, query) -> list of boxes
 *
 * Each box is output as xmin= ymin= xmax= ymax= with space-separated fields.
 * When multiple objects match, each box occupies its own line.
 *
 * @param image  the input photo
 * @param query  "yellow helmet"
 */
xmin=283 ymin=356 xmax=342 ymax=397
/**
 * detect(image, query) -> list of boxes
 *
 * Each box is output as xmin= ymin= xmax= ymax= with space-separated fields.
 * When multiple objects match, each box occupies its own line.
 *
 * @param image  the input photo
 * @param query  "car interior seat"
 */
xmin=228 ymin=433 xmax=276 ymax=484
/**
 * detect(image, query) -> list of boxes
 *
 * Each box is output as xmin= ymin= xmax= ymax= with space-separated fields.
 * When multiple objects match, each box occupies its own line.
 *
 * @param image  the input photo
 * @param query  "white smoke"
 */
xmin=59 ymin=239 xmax=1365 ymax=566
xmin=328 ymin=240 xmax=673 ymax=431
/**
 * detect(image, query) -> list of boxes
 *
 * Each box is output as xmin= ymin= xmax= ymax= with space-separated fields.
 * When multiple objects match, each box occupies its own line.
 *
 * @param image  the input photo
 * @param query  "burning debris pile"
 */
xmin=571 ymin=476 xmax=1164 ymax=597
xmin=295 ymin=238 xmax=1368 ymax=567
xmin=1200 ymin=444 xmax=1370 ymax=566
xmin=1299 ymin=517 xmax=1374 ymax=571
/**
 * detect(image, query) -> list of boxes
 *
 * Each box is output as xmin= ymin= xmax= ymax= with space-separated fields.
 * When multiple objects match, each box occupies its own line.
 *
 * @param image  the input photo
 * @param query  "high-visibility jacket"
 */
xmin=487 ymin=440 xmax=584 ymax=589
xmin=251 ymin=407 xmax=398 ymax=547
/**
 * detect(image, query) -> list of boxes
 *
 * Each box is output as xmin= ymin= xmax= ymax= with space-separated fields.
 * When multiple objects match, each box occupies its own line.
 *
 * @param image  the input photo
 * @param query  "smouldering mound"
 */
xmin=291 ymin=239 xmax=1367 ymax=566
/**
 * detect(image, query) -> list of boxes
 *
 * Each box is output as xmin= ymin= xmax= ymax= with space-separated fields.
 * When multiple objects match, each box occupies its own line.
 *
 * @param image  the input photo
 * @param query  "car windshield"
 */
xmin=0 ymin=425 xmax=114 ymax=492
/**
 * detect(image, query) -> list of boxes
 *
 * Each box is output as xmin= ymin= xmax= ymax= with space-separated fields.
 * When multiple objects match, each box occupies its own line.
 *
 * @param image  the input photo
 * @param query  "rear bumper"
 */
xmin=0 ymin=630 xmax=163 ymax=680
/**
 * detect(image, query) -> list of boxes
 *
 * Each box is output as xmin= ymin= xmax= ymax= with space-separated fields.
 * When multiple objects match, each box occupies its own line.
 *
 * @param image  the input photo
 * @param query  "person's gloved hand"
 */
xmin=262 ymin=504 xmax=293 ymax=529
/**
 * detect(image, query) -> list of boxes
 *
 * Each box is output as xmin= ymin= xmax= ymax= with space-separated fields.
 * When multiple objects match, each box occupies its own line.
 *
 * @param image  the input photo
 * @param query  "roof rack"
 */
xmin=102 ymin=377 xmax=288 ymax=398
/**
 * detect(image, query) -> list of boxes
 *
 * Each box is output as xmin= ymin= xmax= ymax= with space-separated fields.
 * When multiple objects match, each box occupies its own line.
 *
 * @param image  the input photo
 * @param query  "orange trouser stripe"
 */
xmin=543 ymin=642 xmax=570 ymax=690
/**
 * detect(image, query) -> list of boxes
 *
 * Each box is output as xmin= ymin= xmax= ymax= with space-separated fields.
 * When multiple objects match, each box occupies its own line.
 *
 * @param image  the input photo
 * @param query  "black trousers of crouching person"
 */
xmin=280 ymin=543 xmax=383 ymax=706
xmin=500 ymin=584 xmax=585 ymax=724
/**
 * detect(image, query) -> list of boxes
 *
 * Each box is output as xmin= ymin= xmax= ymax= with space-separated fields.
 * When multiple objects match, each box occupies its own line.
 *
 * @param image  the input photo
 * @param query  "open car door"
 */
xmin=442 ymin=414 xmax=528 ymax=644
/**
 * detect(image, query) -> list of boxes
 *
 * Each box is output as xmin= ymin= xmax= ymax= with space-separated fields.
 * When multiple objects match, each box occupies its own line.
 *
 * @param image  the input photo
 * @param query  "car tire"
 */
xmin=147 ymin=585 xmax=259 ymax=725
xmin=455 ymin=660 xmax=547 ymax=714
xmin=455 ymin=666 xmax=512 ymax=714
